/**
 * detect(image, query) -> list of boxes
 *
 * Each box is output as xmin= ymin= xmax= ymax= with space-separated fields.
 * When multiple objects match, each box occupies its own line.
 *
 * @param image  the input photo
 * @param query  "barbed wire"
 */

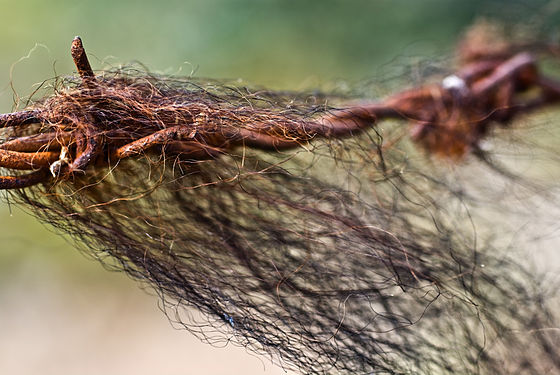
xmin=1 ymin=22 xmax=560 ymax=374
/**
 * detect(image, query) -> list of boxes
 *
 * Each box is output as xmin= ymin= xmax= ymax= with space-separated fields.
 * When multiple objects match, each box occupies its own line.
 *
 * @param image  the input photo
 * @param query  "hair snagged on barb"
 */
xmin=2 ymin=27 xmax=560 ymax=374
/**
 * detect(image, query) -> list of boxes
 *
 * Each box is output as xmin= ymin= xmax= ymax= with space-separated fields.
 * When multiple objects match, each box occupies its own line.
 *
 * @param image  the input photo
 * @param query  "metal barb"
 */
xmin=71 ymin=36 xmax=95 ymax=81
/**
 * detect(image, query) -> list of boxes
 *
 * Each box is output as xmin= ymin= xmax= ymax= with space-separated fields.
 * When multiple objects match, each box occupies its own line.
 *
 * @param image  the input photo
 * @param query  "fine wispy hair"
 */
xmin=1 ymin=22 xmax=560 ymax=374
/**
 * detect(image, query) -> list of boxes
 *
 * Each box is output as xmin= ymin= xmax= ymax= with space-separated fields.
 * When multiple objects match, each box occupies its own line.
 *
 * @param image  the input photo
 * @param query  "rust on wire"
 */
xmin=0 ymin=35 xmax=558 ymax=189
xmin=70 ymin=36 xmax=95 ymax=80
xmin=2 ymin=23 xmax=560 ymax=375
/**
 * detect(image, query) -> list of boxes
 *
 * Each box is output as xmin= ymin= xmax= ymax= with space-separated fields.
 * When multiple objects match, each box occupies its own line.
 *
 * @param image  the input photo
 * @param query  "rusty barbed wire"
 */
xmin=1 ymin=23 xmax=560 ymax=375
xmin=0 ymin=32 xmax=559 ymax=189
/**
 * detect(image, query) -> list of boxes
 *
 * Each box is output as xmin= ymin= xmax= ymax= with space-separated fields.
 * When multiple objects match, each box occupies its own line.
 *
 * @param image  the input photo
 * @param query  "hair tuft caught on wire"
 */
xmin=2 ymin=24 xmax=560 ymax=374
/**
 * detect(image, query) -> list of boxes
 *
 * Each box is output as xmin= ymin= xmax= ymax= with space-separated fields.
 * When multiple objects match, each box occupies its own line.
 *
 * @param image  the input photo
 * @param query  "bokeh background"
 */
xmin=0 ymin=1 xmax=558 ymax=374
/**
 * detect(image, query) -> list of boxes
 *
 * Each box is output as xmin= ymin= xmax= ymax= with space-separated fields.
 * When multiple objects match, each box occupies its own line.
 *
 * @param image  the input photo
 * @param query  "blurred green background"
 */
xmin=0 ymin=0 xmax=558 ymax=374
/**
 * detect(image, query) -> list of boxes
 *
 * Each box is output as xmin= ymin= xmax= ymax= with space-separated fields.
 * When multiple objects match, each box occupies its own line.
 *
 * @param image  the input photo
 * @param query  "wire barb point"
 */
xmin=71 ymin=36 xmax=95 ymax=81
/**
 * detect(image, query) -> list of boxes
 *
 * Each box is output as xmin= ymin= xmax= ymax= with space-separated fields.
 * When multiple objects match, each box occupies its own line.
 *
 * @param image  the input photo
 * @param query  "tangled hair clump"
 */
xmin=2 ymin=29 xmax=560 ymax=374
